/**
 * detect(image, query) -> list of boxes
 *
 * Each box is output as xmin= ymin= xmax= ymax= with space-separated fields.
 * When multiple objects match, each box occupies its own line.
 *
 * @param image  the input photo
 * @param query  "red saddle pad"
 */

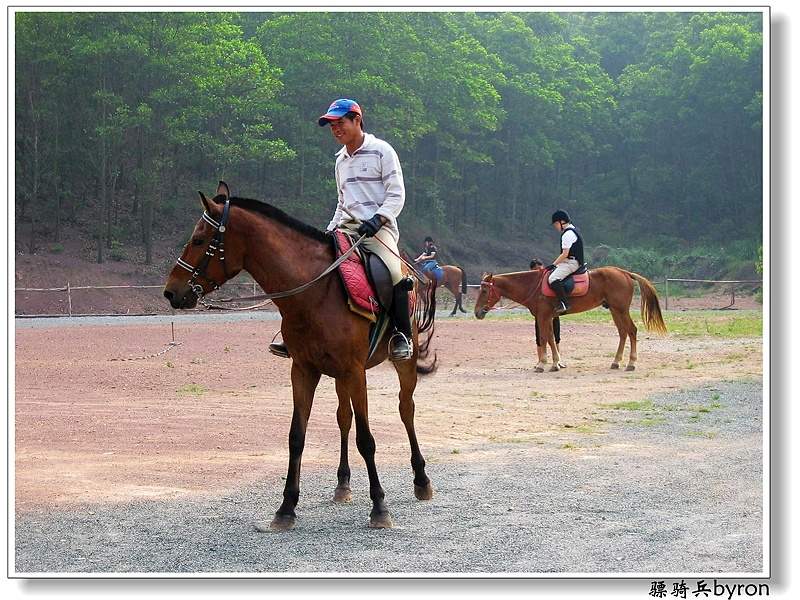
xmin=541 ymin=271 xmax=590 ymax=297
xmin=334 ymin=231 xmax=381 ymax=320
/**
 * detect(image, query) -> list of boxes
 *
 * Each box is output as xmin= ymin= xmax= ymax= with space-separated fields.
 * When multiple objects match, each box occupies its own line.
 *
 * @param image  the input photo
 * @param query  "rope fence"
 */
xmin=15 ymin=275 xmax=763 ymax=317
xmin=15 ymin=281 xmax=263 ymax=317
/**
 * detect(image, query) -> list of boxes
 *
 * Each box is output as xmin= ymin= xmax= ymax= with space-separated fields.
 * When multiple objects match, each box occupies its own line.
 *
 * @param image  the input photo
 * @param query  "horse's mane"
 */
xmin=214 ymin=195 xmax=329 ymax=244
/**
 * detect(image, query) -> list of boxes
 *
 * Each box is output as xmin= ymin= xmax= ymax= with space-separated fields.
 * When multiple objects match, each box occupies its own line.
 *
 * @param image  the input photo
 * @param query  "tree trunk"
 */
xmin=53 ymin=111 xmax=61 ymax=243
xmin=28 ymin=89 xmax=39 ymax=255
xmin=97 ymin=70 xmax=108 ymax=264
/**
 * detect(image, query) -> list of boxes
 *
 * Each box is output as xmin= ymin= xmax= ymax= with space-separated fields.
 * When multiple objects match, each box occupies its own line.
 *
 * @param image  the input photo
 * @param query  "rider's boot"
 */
xmin=550 ymin=279 xmax=570 ymax=315
xmin=389 ymin=278 xmax=414 ymax=361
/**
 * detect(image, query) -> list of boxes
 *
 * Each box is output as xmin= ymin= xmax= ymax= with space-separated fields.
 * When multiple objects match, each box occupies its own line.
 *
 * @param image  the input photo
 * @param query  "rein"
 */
xmin=174 ymin=201 xmax=367 ymax=307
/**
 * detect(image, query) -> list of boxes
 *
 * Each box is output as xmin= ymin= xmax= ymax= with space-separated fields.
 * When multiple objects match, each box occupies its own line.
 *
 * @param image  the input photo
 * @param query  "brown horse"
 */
xmin=402 ymin=251 xmax=468 ymax=315
xmin=424 ymin=265 xmax=468 ymax=316
xmin=163 ymin=182 xmax=437 ymax=531
xmin=474 ymin=267 xmax=666 ymax=372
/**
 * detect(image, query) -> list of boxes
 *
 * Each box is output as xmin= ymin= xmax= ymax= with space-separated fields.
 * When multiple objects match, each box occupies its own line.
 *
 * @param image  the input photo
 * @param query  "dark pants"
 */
xmin=534 ymin=317 xmax=561 ymax=346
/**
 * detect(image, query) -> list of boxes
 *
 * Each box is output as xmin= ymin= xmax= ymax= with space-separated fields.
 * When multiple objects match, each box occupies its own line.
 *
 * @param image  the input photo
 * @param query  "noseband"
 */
xmin=175 ymin=200 xmax=231 ymax=297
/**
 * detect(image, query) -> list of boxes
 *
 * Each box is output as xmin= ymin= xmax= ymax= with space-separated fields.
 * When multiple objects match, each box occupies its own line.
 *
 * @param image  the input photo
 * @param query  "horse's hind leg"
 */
xmin=394 ymin=359 xmax=434 ymax=500
xmin=457 ymin=292 xmax=467 ymax=313
xmin=346 ymin=370 xmax=392 ymax=528
xmin=258 ymin=363 xmax=320 ymax=532
xmin=609 ymin=309 xmax=628 ymax=369
xmin=333 ymin=380 xmax=353 ymax=503
xmin=448 ymin=288 xmax=458 ymax=316
xmin=624 ymin=313 xmax=638 ymax=370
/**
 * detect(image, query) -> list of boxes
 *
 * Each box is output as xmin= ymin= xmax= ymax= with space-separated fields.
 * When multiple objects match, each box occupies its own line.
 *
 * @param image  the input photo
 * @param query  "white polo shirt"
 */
xmin=326 ymin=132 xmax=405 ymax=240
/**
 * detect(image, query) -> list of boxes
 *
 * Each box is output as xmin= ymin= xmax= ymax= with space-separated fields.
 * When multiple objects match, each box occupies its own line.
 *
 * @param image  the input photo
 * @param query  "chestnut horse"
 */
xmin=424 ymin=264 xmax=468 ymax=316
xmin=163 ymin=182 xmax=437 ymax=531
xmin=474 ymin=267 xmax=666 ymax=372
xmin=402 ymin=250 xmax=468 ymax=316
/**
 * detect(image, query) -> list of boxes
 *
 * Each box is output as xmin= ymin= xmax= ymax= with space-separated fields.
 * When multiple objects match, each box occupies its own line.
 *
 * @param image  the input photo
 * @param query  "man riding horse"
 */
xmin=270 ymin=98 xmax=414 ymax=361
xmin=414 ymin=237 xmax=441 ymax=279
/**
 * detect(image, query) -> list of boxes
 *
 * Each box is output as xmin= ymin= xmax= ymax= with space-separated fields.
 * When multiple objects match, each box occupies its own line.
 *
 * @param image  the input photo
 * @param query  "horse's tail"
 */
xmin=415 ymin=278 xmax=438 ymax=375
xmin=459 ymin=266 xmax=467 ymax=294
xmin=625 ymin=270 xmax=668 ymax=335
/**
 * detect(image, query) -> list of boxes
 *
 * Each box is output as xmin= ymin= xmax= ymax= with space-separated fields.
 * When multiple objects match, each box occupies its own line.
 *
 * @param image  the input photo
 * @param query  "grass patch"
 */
xmin=637 ymin=416 xmax=667 ymax=426
xmin=177 ymin=383 xmax=207 ymax=396
xmin=687 ymin=430 xmax=718 ymax=439
xmin=560 ymin=443 xmax=578 ymax=450
xmin=607 ymin=399 xmax=654 ymax=411
xmin=481 ymin=307 xmax=762 ymax=338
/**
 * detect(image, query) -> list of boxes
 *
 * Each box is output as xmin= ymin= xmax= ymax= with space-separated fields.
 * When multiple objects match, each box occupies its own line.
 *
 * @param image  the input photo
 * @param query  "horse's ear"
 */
xmin=198 ymin=191 xmax=212 ymax=212
xmin=216 ymin=181 xmax=230 ymax=199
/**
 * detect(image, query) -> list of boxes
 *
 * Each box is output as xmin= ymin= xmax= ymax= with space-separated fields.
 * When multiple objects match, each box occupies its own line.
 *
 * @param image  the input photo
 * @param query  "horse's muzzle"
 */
xmin=163 ymin=286 xmax=198 ymax=310
xmin=475 ymin=308 xmax=487 ymax=320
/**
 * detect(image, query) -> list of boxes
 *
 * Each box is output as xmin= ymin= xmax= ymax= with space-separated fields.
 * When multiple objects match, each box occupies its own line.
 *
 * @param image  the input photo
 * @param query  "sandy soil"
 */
xmin=14 ymin=315 xmax=762 ymax=513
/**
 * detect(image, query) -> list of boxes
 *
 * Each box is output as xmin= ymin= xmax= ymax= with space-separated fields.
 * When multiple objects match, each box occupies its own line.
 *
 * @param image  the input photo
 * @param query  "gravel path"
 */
xmin=14 ymin=379 xmax=762 ymax=575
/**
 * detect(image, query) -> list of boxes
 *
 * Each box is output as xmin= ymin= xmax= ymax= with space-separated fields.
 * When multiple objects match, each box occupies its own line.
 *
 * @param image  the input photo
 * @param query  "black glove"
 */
xmin=545 ymin=264 xmax=556 ymax=271
xmin=357 ymin=214 xmax=384 ymax=237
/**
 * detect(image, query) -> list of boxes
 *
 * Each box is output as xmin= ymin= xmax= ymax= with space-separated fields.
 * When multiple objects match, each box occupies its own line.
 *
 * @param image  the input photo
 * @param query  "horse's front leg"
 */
xmin=333 ymin=379 xmax=353 ymax=503
xmin=547 ymin=329 xmax=562 ymax=372
xmin=537 ymin=316 xmax=561 ymax=372
xmin=257 ymin=363 xmax=320 ymax=532
xmin=533 ymin=315 xmax=548 ymax=372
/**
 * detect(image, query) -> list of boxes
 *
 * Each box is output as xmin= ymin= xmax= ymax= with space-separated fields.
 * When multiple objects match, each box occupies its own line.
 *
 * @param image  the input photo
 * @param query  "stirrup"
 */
xmin=388 ymin=331 xmax=414 ymax=361
xmin=268 ymin=343 xmax=290 ymax=359
xmin=268 ymin=331 xmax=290 ymax=358
xmin=555 ymin=300 xmax=569 ymax=315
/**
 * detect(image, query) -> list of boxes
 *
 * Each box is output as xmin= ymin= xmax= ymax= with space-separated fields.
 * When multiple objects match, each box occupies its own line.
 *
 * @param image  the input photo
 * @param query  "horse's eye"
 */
xmin=192 ymin=238 xmax=204 ymax=246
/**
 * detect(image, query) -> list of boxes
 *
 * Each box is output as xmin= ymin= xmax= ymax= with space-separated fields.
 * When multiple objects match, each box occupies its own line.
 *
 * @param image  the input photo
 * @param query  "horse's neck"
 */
xmin=238 ymin=211 xmax=333 ymax=310
xmin=496 ymin=271 xmax=541 ymax=305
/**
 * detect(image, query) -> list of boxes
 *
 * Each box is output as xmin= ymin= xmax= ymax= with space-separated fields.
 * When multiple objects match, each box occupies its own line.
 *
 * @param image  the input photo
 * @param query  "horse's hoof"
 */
xmin=610 ymin=363 xmax=620 ymax=370
xmin=558 ymin=362 xmax=567 ymax=369
xmin=264 ymin=514 xmax=296 ymax=531
xmin=369 ymin=512 xmax=393 ymax=529
xmin=534 ymin=366 xmax=545 ymax=373
xmin=333 ymin=486 xmax=352 ymax=503
xmin=625 ymin=365 xmax=636 ymax=371
xmin=549 ymin=365 xmax=560 ymax=372
xmin=414 ymin=482 xmax=434 ymax=501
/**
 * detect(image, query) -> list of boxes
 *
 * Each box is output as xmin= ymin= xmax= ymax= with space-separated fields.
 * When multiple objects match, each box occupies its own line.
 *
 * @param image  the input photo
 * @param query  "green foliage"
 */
xmin=14 ymin=11 xmax=763 ymax=270
xmin=109 ymin=239 xmax=125 ymax=261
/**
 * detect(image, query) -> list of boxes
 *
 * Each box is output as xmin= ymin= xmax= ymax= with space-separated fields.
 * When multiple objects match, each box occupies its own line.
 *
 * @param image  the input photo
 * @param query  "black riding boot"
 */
xmin=550 ymin=279 xmax=570 ymax=315
xmin=389 ymin=278 xmax=414 ymax=361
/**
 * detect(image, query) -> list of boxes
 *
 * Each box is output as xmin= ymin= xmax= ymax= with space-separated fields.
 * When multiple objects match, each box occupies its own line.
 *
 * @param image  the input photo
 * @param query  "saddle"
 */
xmin=332 ymin=231 xmax=394 ymax=322
xmin=541 ymin=263 xmax=590 ymax=298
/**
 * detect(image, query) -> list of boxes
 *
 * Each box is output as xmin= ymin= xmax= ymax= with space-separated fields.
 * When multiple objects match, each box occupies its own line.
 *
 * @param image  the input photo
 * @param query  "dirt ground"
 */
xmin=14 ymin=312 xmax=762 ymax=514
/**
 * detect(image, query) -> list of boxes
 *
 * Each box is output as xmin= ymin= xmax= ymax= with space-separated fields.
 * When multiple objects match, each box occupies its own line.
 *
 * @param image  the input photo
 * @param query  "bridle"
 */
xmin=479 ymin=270 xmax=546 ymax=313
xmin=175 ymin=200 xmax=232 ymax=298
xmin=480 ymin=278 xmax=501 ymax=310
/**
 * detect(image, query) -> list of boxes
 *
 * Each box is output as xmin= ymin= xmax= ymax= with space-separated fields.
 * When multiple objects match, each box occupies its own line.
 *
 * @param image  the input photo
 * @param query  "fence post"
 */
xmin=67 ymin=281 xmax=73 ymax=317
xmin=664 ymin=276 xmax=669 ymax=311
